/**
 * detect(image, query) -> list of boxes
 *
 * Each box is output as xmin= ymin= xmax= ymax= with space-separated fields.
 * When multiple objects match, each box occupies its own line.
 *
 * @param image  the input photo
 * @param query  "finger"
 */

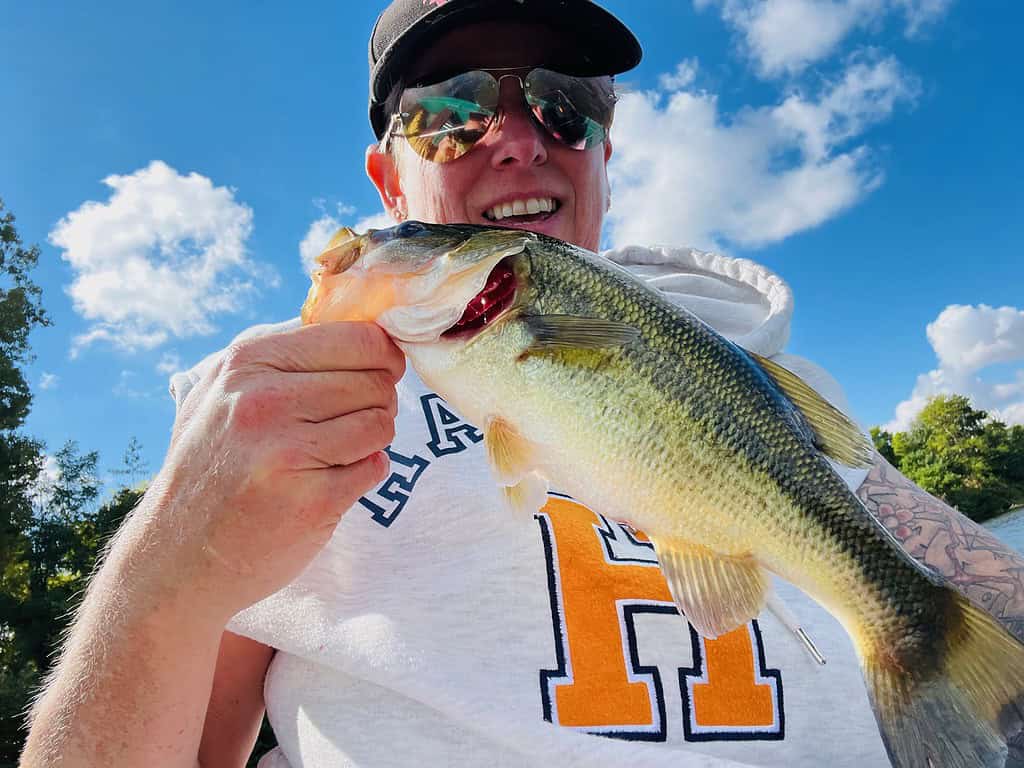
xmin=229 ymin=321 xmax=406 ymax=378
xmin=313 ymin=451 xmax=392 ymax=523
xmin=298 ymin=407 xmax=396 ymax=467
xmin=283 ymin=370 xmax=399 ymax=423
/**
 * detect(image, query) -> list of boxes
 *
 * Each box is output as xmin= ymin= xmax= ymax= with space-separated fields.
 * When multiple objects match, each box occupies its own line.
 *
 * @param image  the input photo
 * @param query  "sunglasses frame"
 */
xmin=379 ymin=66 xmax=617 ymax=162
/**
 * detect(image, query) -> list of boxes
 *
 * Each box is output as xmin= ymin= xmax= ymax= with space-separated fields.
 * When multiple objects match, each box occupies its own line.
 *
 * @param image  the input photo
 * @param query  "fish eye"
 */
xmin=395 ymin=221 xmax=426 ymax=238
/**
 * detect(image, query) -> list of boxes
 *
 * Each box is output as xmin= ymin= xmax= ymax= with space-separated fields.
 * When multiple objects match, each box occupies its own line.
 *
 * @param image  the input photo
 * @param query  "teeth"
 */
xmin=485 ymin=197 xmax=557 ymax=221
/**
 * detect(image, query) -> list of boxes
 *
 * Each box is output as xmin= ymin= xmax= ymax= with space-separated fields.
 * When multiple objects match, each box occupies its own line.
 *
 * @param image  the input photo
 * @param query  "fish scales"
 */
xmin=519 ymin=238 xmax=947 ymax=643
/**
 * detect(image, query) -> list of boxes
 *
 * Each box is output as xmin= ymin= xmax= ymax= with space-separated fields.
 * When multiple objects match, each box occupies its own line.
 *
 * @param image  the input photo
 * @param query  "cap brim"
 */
xmin=369 ymin=0 xmax=641 ymax=138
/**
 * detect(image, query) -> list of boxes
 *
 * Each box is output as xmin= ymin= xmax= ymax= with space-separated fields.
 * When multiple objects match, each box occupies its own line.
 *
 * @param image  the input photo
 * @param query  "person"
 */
xmin=21 ymin=1 xmax=1024 ymax=766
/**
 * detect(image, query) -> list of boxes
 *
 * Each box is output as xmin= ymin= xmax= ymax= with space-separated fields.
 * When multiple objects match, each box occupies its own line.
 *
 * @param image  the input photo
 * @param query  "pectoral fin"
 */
xmin=484 ymin=416 xmax=536 ymax=485
xmin=650 ymin=536 xmax=770 ymax=639
xmin=503 ymin=471 xmax=550 ymax=517
xmin=748 ymin=351 xmax=873 ymax=469
xmin=524 ymin=315 xmax=640 ymax=352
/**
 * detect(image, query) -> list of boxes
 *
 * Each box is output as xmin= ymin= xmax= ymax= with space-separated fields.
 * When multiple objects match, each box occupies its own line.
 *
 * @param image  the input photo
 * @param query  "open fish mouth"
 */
xmin=441 ymin=258 xmax=518 ymax=339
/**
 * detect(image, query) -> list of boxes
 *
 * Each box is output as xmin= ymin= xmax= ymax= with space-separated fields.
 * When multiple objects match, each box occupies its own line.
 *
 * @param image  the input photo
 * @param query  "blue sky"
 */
xmin=2 ymin=0 xmax=1022 ymax=489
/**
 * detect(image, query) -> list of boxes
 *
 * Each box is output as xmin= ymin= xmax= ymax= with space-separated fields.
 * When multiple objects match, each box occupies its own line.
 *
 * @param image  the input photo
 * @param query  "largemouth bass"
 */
xmin=302 ymin=221 xmax=1024 ymax=767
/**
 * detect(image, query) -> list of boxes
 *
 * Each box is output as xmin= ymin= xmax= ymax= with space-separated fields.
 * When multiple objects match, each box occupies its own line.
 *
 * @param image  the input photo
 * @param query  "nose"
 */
xmin=488 ymin=75 xmax=548 ymax=169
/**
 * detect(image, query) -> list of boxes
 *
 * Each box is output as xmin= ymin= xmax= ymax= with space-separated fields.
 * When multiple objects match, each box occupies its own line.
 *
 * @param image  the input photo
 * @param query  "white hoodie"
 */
xmin=170 ymin=245 xmax=888 ymax=768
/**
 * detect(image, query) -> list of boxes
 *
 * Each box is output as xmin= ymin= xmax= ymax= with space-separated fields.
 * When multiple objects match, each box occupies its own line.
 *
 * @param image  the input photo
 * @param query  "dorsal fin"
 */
xmin=749 ymin=351 xmax=873 ymax=468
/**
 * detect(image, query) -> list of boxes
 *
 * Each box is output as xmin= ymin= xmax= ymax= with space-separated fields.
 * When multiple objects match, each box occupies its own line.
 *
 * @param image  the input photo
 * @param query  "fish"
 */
xmin=302 ymin=220 xmax=1024 ymax=768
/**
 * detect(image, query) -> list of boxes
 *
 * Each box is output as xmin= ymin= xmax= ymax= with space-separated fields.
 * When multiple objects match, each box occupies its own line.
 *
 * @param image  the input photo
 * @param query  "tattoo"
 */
xmin=856 ymin=456 xmax=1024 ymax=642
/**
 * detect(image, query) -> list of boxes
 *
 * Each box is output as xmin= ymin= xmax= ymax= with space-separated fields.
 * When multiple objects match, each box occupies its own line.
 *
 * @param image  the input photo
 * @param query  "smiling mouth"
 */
xmin=482 ymin=196 xmax=561 ymax=225
xmin=442 ymin=259 xmax=518 ymax=338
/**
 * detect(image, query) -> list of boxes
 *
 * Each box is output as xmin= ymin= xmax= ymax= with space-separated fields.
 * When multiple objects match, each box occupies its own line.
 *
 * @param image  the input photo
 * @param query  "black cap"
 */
xmin=368 ymin=0 xmax=642 ymax=139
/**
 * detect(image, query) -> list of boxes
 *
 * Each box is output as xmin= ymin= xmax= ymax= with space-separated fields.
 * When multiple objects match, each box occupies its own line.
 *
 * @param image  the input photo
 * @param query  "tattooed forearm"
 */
xmin=856 ymin=455 xmax=1024 ymax=642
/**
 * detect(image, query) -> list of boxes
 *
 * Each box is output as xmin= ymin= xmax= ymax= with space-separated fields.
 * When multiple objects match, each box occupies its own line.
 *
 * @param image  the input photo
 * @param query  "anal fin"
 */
xmin=650 ymin=536 xmax=769 ymax=639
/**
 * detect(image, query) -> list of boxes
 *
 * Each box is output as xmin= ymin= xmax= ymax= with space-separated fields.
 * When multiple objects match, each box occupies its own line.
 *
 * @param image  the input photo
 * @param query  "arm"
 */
xmin=20 ymin=322 xmax=402 ymax=767
xmin=198 ymin=632 xmax=275 ymax=767
xmin=856 ymin=454 xmax=1024 ymax=642
xmin=19 ymin=543 xmax=225 ymax=768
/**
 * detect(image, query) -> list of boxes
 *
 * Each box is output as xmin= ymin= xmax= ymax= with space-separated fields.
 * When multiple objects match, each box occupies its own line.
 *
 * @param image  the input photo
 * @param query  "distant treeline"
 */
xmin=871 ymin=395 xmax=1024 ymax=523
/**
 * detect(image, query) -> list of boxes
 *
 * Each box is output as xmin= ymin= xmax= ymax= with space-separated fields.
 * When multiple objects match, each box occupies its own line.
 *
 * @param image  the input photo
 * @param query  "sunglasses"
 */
xmin=380 ymin=67 xmax=617 ymax=164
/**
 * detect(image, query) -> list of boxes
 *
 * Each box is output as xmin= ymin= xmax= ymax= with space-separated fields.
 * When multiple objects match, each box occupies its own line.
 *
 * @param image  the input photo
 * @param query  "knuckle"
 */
xmin=222 ymin=340 xmax=257 ymax=371
xmin=369 ymin=407 xmax=396 ymax=445
xmin=263 ymin=442 xmax=303 ymax=473
xmin=343 ymin=453 xmax=390 ymax=499
xmin=351 ymin=322 xmax=403 ymax=377
xmin=230 ymin=386 xmax=285 ymax=432
xmin=389 ymin=349 xmax=407 ymax=382
xmin=363 ymin=451 xmax=391 ymax=485
xmin=348 ymin=321 xmax=382 ymax=356
xmin=370 ymin=370 xmax=397 ymax=404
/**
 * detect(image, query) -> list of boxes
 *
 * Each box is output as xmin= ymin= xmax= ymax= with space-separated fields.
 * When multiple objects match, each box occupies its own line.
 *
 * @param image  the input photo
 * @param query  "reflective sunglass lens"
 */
xmin=393 ymin=68 xmax=615 ymax=162
xmin=525 ymin=69 xmax=613 ymax=150
xmin=398 ymin=71 xmax=499 ymax=163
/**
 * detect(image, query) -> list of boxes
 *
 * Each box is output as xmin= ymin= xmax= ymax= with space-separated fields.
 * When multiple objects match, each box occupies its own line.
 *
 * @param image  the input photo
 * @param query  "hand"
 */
xmin=113 ymin=321 xmax=404 ymax=623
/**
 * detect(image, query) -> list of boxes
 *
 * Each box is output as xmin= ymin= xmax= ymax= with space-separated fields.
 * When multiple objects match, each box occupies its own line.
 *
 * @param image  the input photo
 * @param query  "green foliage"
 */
xmin=1 ymin=442 xmax=145 ymax=764
xmin=248 ymin=717 xmax=280 ymax=768
xmin=110 ymin=436 xmax=149 ymax=488
xmin=870 ymin=426 xmax=897 ymax=466
xmin=881 ymin=395 xmax=1024 ymax=522
xmin=0 ymin=199 xmax=52 ymax=765
xmin=0 ymin=198 xmax=50 ymax=432
xmin=0 ymin=664 xmax=38 ymax=765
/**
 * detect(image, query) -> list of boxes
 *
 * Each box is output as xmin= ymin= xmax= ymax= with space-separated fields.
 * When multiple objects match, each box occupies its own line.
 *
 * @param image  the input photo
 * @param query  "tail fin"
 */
xmin=864 ymin=592 xmax=1024 ymax=768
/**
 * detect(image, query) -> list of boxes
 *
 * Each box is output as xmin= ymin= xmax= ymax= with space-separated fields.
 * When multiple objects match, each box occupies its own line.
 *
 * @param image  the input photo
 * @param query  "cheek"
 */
xmin=398 ymin=150 xmax=474 ymax=224
xmin=568 ymin=153 xmax=609 ymax=250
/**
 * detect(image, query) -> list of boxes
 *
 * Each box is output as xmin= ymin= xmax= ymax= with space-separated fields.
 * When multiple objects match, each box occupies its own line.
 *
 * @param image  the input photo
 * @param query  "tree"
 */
xmin=870 ymin=426 xmax=897 ymax=466
xmin=0 ymin=198 xmax=51 ymax=764
xmin=888 ymin=395 xmax=1024 ymax=522
xmin=20 ymin=441 xmax=99 ymax=672
xmin=111 ymin=436 xmax=149 ymax=488
xmin=0 ymin=197 xmax=50 ymax=578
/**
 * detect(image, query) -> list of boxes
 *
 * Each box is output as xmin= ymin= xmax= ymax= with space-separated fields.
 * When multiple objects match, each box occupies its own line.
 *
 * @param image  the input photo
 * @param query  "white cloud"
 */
xmin=156 ymin=351 xmax=182 ymax=375
xmin=695 ymin=0 xmax=953 ymax=76
xmin=49 ymin=160 xmax=276 ymax=356
xmin=39 ymin=372 xmax=59 ymax=390
xmin=926 ymin=304 xmax=1024 ymax=372
xmin=895 ymin=0 xmax=954 ymax=35
xmin=659 ymin=59 xmax=700 ymax=91
xmin=299 ymin=206 xmax=396 ymax=275
xmin=606 ymin=53 xmax=917 ymax=250
xmin=300 ymin=215 xmax=344 ymax=275
xmin=884 ymin=304 xmax=1024 ymax=431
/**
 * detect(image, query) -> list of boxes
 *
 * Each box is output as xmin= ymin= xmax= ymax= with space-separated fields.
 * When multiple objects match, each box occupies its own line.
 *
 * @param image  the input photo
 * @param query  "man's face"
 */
xmin=366 ymin=21 xmax=613 ymax=251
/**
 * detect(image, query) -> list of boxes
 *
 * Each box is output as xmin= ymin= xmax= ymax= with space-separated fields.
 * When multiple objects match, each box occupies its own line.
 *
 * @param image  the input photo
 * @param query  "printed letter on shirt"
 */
xmin=537 ymin=497 xmax=783 ymax=742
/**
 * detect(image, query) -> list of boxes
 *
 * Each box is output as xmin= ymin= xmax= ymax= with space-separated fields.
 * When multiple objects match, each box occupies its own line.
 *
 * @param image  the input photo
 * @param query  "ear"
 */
xmin=603 ymin=138 xmax=613 ymax=211
xmin=366 ymin=144 xmax=407 ymax=221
